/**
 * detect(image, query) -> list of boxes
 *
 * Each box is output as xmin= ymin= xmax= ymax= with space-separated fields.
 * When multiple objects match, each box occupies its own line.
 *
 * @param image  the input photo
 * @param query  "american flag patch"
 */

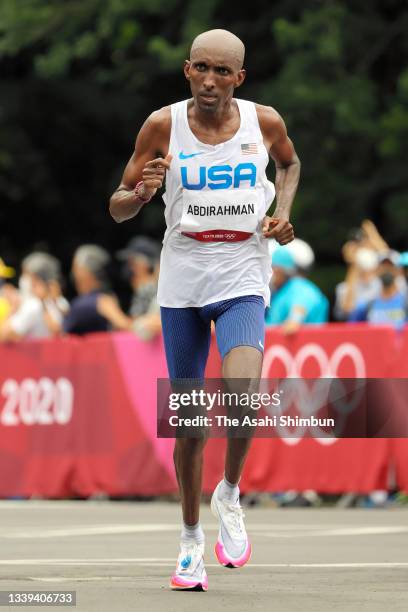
xmin=241 ymin=143 xmax=258 ymax=155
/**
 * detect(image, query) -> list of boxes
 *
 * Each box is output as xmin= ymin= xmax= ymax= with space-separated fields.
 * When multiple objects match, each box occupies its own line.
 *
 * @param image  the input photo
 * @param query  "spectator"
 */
xmin=334 ymin=220 xmax=394 ymax=320
xmin=349 ymin=252 xmax=407 ymax=329
xmin=64 ymin=245 xmax=132 ymax=335
xmin=0 ymin=258 xmax=16 ymax=323
xmin=116 ymin=236 xmax=162 ymax=340
xmin=334 ymin=247 xmax=381 ymax=320
xmin=116 ymin=236 xmax=160 ymax=317
xmin=0 ymin=252 xmax=65 ymax=341
xmin=399 ymin=252 xmax=408 ymax=297
xmin=265 ymin=247 xmax=329 ymax=334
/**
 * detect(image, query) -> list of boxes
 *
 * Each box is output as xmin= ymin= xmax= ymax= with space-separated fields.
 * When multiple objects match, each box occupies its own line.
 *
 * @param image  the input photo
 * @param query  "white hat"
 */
xmin=268 ymin=238 xmax=315 ymax=271
xmin=377 ymin=250 xmax=400 ymax=266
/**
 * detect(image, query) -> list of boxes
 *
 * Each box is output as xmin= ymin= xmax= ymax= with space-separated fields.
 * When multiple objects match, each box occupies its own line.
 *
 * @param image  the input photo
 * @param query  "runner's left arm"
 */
xmin=257 ymin=105 xmax=300 ymax=244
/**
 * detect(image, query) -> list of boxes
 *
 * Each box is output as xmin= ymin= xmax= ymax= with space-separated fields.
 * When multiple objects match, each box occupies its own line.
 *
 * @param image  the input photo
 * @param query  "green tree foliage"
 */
xmin=0 ymin=0 xmax=407 ymax=296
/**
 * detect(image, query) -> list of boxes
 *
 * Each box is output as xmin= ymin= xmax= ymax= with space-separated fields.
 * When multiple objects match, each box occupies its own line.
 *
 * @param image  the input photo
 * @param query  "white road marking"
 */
xmin=0 ymin=502 xmax=137 ymax=510
xmin=0 ymin=559 xmax=406 ymax=569
xmin=0 ymin=559 xmax=175 ymax=565
xmin=31 ymin=576 xmax=136 ymax=582
xmin=1 ymin=524 xmax=407 ymax=539
xmin=0 ymin=523 xmax=301 ymax=539
xmin=0 ymin=524 xmax=181 ymax=538
xmin=257 ymin=526 xmax=408 ymax=538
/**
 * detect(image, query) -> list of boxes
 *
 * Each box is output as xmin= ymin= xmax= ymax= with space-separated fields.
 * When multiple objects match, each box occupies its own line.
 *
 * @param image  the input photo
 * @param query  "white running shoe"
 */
xmin=211 ymin=480 xmax=252 ymax=568
xmin=170 ymin=542 xmax=208 ymax=591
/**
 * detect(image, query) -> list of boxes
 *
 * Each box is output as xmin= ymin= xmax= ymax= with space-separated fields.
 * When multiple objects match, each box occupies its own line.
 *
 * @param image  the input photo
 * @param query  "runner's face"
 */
xmin=184 ymin=52 xmax=245 ymax=114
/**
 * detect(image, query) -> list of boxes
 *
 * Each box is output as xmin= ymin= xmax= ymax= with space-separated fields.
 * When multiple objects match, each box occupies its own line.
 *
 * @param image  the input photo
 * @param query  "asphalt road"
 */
xmin=0 ymin=500 xmax=407 ymax=611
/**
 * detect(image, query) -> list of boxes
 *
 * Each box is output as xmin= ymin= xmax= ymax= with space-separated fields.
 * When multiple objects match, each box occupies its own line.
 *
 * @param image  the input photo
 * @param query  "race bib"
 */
xmin=180 ymin=188 xmax=260 ymax=242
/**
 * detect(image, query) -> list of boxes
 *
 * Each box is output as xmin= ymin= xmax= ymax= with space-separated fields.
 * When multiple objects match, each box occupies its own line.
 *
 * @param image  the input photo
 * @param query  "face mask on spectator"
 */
xmin=18 ymin=274 xmax=32 ymax=298
xmin=379 ymin=271 xmax=395 ymax=288
xmin=121 ymin=263 xmax=133 ymax=283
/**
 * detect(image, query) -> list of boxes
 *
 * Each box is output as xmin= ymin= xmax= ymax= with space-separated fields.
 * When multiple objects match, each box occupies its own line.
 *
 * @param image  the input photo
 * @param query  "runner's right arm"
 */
xmin=109 ymin=108 xmax=171 ymax=223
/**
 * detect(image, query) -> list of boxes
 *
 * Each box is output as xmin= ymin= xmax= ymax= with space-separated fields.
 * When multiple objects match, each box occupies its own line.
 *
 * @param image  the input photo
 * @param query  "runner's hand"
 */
xmin=262 ymin=216 xmax=294 ymax=245
xmin=140 ymin=154 xmax=172 ymax=199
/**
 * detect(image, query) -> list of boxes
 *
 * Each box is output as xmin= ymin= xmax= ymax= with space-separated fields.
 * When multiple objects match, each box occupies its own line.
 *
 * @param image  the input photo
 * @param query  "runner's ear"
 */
xmin=234 ymin=68 xmax=246 ymax=89
xmin=184 ymin=60 xmax=191 ymax=80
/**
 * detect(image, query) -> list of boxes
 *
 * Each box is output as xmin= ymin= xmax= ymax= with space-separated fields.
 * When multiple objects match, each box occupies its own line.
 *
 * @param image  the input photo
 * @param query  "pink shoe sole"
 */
xmin=170 ymin=575 xmax=208 ymax=591
xmin=214 ymin=539 xmax=252 ymax=568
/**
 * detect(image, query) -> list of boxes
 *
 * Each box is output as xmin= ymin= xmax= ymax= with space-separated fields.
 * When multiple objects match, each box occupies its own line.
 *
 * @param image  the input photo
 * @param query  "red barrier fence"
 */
xmin=0 ymin=325 xmax=407 ymax=498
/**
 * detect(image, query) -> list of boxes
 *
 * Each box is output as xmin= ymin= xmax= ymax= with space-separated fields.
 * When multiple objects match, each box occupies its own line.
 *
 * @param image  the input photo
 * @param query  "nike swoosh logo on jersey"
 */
xmin=179 ymin=151 xmax=204 ymax=159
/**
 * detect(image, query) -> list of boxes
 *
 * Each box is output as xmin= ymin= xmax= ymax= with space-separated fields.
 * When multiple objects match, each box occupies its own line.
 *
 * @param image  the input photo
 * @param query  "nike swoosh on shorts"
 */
xmin=179 ymin=151 xmax=204 ymax=159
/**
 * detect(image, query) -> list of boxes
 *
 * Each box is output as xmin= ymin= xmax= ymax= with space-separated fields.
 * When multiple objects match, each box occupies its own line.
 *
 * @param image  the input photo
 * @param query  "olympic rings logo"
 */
xmin=261 ymin=343 xmax=367 ymax=445
xmin=224 ymin=233 xmax=236 ymax=239
xmin=262 ymin=342 xmax=366 ymax=379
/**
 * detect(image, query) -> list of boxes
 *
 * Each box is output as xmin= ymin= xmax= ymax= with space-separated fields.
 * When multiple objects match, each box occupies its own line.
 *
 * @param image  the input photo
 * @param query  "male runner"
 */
xmin=110 ymin=29 xmax=300 ymax=591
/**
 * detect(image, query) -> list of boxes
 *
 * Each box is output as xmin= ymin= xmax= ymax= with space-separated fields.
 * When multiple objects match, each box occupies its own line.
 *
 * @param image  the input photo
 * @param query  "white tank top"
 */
xmin=157 ymin=98 xmax=275 ymax=308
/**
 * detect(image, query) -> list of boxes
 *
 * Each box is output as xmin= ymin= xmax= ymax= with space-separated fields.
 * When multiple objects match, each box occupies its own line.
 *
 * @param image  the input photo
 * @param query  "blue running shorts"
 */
xmin=160 ymin=295 xmax=266 ymax=380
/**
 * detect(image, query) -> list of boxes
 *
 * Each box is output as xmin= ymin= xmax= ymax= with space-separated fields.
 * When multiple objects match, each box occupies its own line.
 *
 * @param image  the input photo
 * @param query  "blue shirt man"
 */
xmin=265 ymin=247 xmax=328 ymax=332
xmin=348 ymin=253 xmax=407 ymax=330
xmin=349 ymin=292 xmax=406 ymax=329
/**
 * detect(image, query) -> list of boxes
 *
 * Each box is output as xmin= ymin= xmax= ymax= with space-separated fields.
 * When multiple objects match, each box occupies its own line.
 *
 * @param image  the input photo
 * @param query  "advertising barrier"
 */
xmin=0 ymin=325 xmax=407 ymax=497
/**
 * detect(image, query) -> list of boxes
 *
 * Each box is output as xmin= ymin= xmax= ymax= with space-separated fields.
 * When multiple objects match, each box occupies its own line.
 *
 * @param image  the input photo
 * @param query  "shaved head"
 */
xmin=185 ymin=29 xmax=246 ymax=114
xmin=190 ymin=29 xmax=245 ymax=70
